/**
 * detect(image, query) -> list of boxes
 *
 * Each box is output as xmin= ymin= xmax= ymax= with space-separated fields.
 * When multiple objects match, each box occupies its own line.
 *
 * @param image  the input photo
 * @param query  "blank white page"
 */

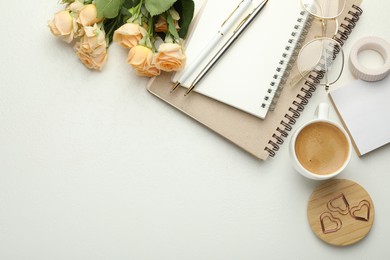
xmin=329 ymin=78 xmax=390 ymax=156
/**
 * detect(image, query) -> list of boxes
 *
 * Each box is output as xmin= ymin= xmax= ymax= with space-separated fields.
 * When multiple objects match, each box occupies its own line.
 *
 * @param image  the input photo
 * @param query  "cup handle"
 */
xmin=314 ymin=103 xmax=329 ymax=120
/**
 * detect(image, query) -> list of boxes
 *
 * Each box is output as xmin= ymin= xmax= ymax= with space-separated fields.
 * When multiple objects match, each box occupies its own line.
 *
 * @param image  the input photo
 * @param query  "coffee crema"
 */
xmin=295 ymin=122 xmax=349 ymax=175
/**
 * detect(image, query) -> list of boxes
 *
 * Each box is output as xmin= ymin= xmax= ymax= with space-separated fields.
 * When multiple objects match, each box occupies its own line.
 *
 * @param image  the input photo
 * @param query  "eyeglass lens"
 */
xmin=297 ymin=38 xmax=344 ymax=89
xmin=301 ymin=0 xmax=346 ymax=19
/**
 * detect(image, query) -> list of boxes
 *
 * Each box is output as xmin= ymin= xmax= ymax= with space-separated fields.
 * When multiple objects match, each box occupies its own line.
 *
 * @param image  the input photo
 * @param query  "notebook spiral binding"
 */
xmin=264 ymin=4 xmax=363 ymax=158
xmin=261 ymin=10 xmax=313 ymax=110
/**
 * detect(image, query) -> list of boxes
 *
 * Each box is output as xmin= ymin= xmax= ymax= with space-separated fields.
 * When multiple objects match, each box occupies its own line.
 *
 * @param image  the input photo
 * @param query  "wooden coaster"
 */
xmin=307 ymin=179 xmax=374 ymax=246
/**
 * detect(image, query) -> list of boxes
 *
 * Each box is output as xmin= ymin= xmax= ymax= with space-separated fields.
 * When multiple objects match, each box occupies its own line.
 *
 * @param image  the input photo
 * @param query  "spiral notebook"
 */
xmin=147 ymin=0 xmax=363 ymax=160
xmin=172 ymin=0 xmax=312 ymax=119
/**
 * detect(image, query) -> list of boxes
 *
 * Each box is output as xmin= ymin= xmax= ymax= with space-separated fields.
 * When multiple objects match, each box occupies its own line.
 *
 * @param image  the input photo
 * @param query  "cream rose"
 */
xmin=127 ymin=45 xmax=160 ymax=77
xmin=74 ymin=24 xmax=108 ymax=70
xmin=154 ymin=43 xmax=185 ymax=72
xmin=48 ymin=10 xmax=75 ymax=43
xmin=77 ymin=4 xmax=102 ymax=26
xmin=113 ymin=23 xmax=147 ymax=49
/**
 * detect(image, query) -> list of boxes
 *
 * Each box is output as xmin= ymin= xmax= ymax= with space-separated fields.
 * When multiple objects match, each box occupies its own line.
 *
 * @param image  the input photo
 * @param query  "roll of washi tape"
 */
xmin=349 ymin=36 xmax=390 ymax=81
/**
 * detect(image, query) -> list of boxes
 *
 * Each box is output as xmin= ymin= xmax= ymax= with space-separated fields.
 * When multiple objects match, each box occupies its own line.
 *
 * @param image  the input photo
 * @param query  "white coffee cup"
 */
xmin=289 ymin=103 xmax=352 ymax=180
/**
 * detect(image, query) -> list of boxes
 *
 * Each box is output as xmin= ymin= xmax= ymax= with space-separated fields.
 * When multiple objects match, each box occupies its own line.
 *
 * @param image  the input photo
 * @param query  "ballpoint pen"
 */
xmin=184 ymin=0 xmax=270 ymax=96
xmin=170 ymin=0 xmax=253 ymax=93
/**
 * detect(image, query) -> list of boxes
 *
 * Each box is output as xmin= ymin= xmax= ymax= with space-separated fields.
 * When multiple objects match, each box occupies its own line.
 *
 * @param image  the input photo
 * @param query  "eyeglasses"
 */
xmin=294 ymin=0 xmax=347 ymax=90
xmin=301 ymin=0 xmax=346 ymax=35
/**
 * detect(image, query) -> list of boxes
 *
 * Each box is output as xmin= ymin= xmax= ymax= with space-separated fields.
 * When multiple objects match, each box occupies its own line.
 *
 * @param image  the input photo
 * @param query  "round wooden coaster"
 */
xmin=307 ymin=179 xmax=374 ymax=246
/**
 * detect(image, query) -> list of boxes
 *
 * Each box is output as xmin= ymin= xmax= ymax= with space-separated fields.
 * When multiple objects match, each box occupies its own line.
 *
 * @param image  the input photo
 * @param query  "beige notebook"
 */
xmin=147 ymin=0 xmax=363 ymax=160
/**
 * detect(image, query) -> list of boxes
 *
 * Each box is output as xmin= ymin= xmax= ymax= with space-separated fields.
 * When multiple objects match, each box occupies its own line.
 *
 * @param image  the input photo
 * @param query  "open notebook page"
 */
xmin=172 ymin=0 xmax=305 ymax=119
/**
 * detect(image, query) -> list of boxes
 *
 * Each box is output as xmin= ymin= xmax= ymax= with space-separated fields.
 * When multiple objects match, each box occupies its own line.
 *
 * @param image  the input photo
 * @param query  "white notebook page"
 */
xmin=173 ymin=0 xmax=305 ymax=119
xmin=329 ymin=78 xmax=390 ymax=156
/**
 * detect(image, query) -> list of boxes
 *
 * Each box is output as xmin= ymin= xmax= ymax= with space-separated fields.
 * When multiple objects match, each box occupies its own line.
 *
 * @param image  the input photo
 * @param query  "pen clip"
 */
xmin=233 ymin=0 xmax=268 ymax=33
xmin=233 ymin=13 xmax=251 ymax=33
xmin=221 ymin=0 xmax=246 ymax=27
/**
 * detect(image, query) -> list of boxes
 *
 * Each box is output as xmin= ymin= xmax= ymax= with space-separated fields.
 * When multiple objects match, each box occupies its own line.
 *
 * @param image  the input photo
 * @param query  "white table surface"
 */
xmin=1 ymin=0 xmax=389 ymax=259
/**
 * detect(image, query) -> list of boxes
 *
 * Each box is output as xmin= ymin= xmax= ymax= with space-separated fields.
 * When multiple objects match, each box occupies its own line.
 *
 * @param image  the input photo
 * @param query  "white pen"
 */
xmin=171 ymin=0 xmax=253 ymax=92
xmin=184 ymin=0 xmax=269 ymax=96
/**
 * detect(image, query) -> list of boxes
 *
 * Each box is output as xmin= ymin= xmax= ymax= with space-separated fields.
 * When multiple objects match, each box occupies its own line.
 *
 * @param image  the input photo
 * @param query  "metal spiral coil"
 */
xmin=268 ymin=140 xmax=279 ymax=151
xmin=262 ymin=10 xmax=313 ymax=111
xmin=276 ymin=127 xmax=289 ymax=138
xmin=285 ymin=114 xmax=296 ymax=125
xmin=288 ymin=107 xmax=301 ymax=118
xmin=300 ymin=88 xmax=313 ymax=98
xmin=292 ymin=100 xmax=305 ymax=112
xmin=272 ymin=134 xmax=284 ymax=145
xmin=304 ymin=80 xmax=317 ymax=92
xmin=296 ymin=94 xmax=309 ymax=105
xmin=280 ymin=121 xmax=292 ymax=131
xmin=264 ymin=147 xmax=276 ymax=157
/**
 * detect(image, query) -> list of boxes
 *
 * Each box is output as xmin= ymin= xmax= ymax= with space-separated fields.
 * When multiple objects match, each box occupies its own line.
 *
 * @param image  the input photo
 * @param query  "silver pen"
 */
xmin=171 ymin=0 xmax=253 ymax=93
xmin=184 ymin=0 xmax=270 ymax=96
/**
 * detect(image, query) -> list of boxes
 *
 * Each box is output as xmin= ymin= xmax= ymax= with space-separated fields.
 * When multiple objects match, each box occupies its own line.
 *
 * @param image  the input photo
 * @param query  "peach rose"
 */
xmin=74 ymin=24 xmax=108 ymax=70
xmin=154 ymin=43 xmax=185 ymax=72
xmin=155 ymin=14 xmax=180 ymax=33
xmin=154 ymin=16 xmax=168 ymax=33
xmin=48 ymin=10 xmax=75 ymax=43
xmin=77 ymin=4 xmax=102 ymax=26
xmin=67 ymin=0 xmax=84 ymax=13
xmin=113 ymin=23 xmax=147 ymax=49
xmin=127 ymin=45 xmax=160 ymax=77
xmin=136 ymin=64 xmax=161 ymax=77
xmin=75 ymin=49 xmax=107 ymax=70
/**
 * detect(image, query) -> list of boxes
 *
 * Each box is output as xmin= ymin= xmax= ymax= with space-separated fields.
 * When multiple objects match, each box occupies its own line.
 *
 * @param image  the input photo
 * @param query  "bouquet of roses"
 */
xmin=48 ymin=0 xmax=194 ymax=76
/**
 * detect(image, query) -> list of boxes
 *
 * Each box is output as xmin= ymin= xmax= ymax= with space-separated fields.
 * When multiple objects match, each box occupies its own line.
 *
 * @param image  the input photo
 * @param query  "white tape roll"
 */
xmin=349 ymin=36 xmax=390 ymax=81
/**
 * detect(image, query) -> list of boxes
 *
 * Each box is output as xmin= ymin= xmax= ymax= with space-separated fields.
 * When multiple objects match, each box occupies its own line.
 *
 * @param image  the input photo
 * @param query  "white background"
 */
xmin=0 ymin=0 xmax=389 ymax=259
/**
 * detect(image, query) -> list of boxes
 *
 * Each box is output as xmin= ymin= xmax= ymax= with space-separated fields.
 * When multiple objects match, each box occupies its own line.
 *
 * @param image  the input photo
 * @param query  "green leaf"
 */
xmin=174 ymin=0 xmax=194 ymax=39
xmin=103 ymin=15 xmax=123 ymax=45
xmin=96 ymin=0 xmax=124 ymax=19
xmin=123 ymin=0 xmax=140 ymax=9
xmin=120 ymin=6 xmax=130 ymax=16
xmin=167 ymin=12 xmax=180 ymax=39
xmin=120 ymin=6 xmax=132 ymax=22
xmin=145 ymin=0 xmax=178 ymax=16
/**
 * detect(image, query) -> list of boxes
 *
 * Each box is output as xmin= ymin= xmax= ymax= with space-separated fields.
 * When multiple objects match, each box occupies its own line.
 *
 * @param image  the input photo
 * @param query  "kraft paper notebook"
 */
xmin=329 ymin=78 xmax=390 ymax=156
xmin=147 ymin=0 xmax=364 ymax=160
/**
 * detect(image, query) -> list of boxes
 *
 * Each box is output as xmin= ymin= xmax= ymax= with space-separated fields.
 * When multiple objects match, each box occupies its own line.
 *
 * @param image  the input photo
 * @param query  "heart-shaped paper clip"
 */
xmin=327 ymin=193 xmax=350 ymax=215
xmin=350 ymin=200 xmax=371 ymax=222
xmin=320 ymin=212 xmax=342 ymax=234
